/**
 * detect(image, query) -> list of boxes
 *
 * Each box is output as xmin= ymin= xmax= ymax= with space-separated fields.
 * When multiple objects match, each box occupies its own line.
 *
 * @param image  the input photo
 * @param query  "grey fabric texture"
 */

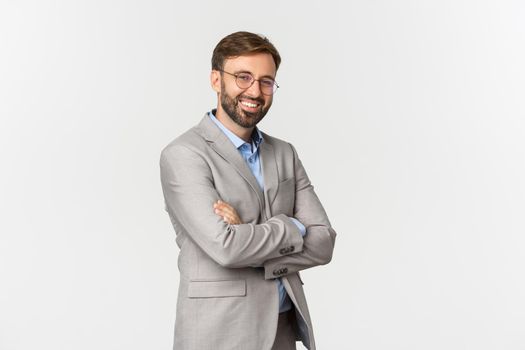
xmin=160 ymin=114 xmax=337 ymax=350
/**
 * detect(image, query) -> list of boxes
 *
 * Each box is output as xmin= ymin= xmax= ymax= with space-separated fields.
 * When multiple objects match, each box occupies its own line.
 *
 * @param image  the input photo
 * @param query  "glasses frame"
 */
xmin=217 ymin=69 xmax=279 ymax=96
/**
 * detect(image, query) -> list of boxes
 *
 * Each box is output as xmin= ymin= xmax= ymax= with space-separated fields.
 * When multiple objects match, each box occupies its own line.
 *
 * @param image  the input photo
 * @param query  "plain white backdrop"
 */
xmin=1 ymin=1 xmax=524 ymax=349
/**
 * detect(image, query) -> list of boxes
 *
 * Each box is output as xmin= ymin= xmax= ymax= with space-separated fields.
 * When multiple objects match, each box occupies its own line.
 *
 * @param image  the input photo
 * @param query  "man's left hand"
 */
xmin=213 ymin=199 xmax=242 ymax=224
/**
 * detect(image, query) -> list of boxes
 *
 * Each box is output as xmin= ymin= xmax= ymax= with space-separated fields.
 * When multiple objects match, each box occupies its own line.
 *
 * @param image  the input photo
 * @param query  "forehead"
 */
xmin=223 ymin=52 xmax=277 ymax=77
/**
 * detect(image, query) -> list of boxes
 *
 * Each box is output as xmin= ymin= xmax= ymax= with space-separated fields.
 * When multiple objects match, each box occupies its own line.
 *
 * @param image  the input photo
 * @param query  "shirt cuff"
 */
xmin=289 ymin=217 xmax=306 ymax=237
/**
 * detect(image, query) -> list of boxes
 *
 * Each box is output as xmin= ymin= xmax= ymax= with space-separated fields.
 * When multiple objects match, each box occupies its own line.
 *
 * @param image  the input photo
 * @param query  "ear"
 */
xmin=210 ymin=70 xmax=221 ymax=93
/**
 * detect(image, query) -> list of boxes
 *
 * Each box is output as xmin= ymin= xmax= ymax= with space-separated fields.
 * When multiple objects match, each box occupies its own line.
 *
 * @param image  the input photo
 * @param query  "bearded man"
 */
xmin=160 ymin=31 xmax=337 ymax=350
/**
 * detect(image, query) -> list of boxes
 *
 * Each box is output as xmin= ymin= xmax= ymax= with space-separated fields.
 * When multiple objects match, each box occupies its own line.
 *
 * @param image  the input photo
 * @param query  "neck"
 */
xmin=215 ymin=106 xmax=254 ymax=143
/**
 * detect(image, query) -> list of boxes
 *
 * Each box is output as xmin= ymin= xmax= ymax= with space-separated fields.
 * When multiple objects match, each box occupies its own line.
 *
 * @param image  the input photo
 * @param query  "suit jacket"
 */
xmin=159 ymin=113 xmax=337 ymax=350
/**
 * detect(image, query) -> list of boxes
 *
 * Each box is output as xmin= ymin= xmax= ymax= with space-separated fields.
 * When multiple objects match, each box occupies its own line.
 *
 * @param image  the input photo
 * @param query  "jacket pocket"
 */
xmin=187 ymin=279 xmax=246 ymax=298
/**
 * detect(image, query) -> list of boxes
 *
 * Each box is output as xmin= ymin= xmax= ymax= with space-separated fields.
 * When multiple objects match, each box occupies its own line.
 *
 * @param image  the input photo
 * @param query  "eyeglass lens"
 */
xmin=236 ymin=73 xmax=277 ymax=95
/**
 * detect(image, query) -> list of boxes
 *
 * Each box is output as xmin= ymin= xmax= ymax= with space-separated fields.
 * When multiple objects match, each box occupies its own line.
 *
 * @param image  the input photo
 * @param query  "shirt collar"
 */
xmin=208 ymin=109 xmax=264 ymax=150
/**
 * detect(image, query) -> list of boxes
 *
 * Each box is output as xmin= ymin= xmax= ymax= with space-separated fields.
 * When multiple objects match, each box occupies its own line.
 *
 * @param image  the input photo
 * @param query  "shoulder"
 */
xmin=160 ymin=125 xmax=207 ymax=164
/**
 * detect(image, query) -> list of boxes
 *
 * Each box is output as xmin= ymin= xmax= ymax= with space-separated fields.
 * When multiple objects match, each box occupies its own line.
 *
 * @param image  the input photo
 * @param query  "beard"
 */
xmin=220 ymin=81 xmax=271 ymax=128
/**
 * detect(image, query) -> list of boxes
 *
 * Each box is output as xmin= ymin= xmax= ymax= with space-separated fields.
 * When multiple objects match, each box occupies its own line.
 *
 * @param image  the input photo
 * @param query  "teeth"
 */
xmin=241 ymin=101 xmax=258 ymax=108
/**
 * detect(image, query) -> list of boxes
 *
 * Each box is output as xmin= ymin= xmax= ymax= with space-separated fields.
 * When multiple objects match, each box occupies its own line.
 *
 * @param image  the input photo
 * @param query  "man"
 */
xmin=159 ymin=31 xmax=337 ymax=350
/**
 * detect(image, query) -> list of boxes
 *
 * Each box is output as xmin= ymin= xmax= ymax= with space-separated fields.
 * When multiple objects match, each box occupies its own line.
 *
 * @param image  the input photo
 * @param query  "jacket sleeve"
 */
xmin=160 ymin=144 xmax=304 ymax=268
xmin=262 ymin=143 xmax=337 ymax=279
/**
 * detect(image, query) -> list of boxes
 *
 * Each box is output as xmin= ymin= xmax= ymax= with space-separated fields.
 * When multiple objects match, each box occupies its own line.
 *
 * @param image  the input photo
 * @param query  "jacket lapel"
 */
xmin=196 ymin=114 xmax=266 ymax=212
xmin=260 ymin=140 xmax=278 ymax=218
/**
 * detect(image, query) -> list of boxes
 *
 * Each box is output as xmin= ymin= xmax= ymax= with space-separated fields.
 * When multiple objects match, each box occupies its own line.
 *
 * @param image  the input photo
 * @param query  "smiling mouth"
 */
xmin=240 ymin=100 xmax=259 ymax=108
xmin=238 ymin=98 xmax=262 ymax=112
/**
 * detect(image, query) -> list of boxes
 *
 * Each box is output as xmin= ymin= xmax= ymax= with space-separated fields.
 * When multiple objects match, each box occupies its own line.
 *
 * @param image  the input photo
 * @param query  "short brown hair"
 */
xmin=211 ymin=31 xmax=281 ymax=72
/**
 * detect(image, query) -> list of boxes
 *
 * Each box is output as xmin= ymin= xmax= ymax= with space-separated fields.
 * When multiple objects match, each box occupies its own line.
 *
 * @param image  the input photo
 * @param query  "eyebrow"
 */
xmin=233 ymin=70 xmax=276 ymax=80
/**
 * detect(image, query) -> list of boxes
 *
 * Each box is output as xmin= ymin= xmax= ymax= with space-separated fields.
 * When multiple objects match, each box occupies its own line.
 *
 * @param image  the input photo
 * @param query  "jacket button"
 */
xmin=282 ymin=268 xmax=288 ymax=274
xmin=273 ymin=269 xmax=280 ymax=276
xmin=289 ymin=246 xmax=295 ymax=252
xmin=279 ymin=248 xmax=287 ymax=255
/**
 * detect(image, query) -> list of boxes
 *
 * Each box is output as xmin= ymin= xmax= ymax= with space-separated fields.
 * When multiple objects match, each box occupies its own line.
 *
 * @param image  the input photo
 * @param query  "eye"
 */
xmin=260 ymin=79 xmax=275 ymax=88
xmin=237 ymin=73 xmax=253 ymax=82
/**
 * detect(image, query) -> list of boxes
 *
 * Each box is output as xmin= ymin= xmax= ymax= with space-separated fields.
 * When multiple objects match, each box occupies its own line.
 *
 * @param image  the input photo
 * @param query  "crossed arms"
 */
xmin=160 ymin=143 xmax=336 ymax=279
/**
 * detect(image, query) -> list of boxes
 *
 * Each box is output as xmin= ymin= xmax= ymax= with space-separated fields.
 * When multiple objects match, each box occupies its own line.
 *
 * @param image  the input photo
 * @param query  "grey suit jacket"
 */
xmin=159 ymin=113 xmax=337 ymax=350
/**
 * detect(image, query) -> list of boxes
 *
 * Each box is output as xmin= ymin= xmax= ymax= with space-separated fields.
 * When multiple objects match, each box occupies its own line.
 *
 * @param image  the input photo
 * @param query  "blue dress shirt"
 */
xmin=209 ymin=110 xmax=305 ymax=313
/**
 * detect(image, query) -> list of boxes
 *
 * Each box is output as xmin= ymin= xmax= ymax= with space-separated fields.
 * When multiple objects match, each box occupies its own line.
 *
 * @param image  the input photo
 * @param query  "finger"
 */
xmin=222 ymin=214 xmax=234 ymax=224
xmin=214 ymin=206 xmax=228 ymax=214
xmin=215 ymin=208 xmax=236 ymax=223
xmin=225 ymin=216 xmax=239 ymax=225
xmin=218 ymin=206 xmax=236 ymax=217
xmin=215 ymin=203 xmax=235 ymax=215
xmin=221 ymin=211 xmax=237 ymax=224
xmin=221 ymin=202 xmax=237 ymax=213
xmin=216 ymin=200 xmax=234 ymax=209
xmin=214 ymin=206 xmax=240 ymax=224
xmin=216 ymin=203 xmax=234 ymax=213
xmin=214 ymin=199 xmax=225 ymax=207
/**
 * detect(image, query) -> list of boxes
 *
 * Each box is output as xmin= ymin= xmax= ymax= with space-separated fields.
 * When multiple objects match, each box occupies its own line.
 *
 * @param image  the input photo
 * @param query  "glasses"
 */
xmin=218 ymin=70 xmax=279 ymax=95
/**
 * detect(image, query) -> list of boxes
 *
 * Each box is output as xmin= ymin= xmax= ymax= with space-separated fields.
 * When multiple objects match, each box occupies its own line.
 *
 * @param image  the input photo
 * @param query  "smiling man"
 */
xmin=160 ymin=31 xmax=337 ymax=350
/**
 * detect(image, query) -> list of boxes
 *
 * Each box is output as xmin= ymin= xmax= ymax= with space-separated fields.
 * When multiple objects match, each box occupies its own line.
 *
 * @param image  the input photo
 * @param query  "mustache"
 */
xmin=236 ymin=95 xmax=264 ymax=105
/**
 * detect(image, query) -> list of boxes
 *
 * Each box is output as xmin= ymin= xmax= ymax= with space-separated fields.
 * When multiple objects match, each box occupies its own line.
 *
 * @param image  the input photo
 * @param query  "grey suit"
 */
xmin=160 ymin=113 xmax=337 ymax=350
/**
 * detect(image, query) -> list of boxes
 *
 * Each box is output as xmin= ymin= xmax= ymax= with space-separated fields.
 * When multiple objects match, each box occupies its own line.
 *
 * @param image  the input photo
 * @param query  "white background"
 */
xmin=1 ymin=1 xmax=524 ymax=349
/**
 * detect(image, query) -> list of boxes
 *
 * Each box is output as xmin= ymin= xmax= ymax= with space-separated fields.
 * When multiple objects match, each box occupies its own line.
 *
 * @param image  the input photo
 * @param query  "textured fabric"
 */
xmin=209 ymin=110 xmax=299 ymax=313
xmin=159 ymin=113 xmax=337 ymax=350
